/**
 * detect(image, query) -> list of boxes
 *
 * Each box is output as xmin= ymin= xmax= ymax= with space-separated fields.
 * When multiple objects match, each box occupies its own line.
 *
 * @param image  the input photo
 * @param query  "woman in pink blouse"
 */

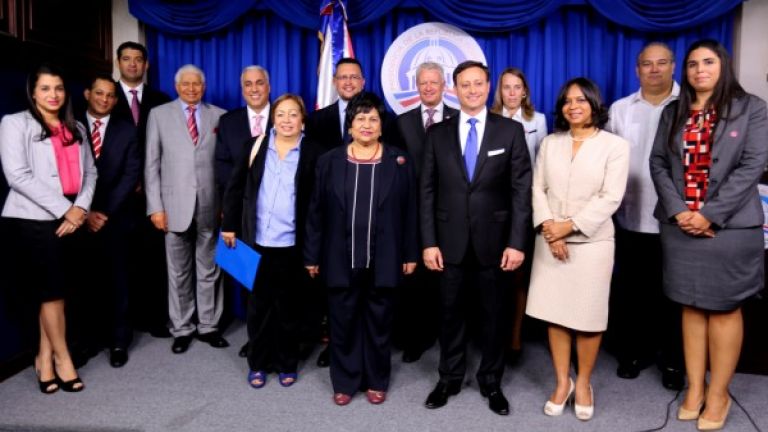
xmin=0 ymin=64 xmax=97 ymax=393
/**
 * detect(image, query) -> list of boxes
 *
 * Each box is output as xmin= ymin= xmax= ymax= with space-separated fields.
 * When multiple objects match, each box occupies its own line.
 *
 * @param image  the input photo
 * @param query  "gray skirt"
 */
xmin=660 ymin=223 xmax=764 ymax=311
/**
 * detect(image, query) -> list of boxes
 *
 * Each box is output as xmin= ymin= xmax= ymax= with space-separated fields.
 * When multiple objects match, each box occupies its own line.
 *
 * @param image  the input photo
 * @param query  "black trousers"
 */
xmin=438 ymin=246 xmax=509 ymax=390
xmin=327 ymin=269 xmax=394 ymax=394
xmin=609 ymin=228 xmax=683 ymax=369
xmin=246 ymin=245 xmax=306 ymax=373
xmin=393 ymin=264 xmax=439 ymax=353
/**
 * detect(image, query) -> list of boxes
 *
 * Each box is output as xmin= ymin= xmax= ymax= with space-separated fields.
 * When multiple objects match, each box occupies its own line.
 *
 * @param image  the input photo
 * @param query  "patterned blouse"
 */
xmin=682 ymin=109 xmax=717 ymax=211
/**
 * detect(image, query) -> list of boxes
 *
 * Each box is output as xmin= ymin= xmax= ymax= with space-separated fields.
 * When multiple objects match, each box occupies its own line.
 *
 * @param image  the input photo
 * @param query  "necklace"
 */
xmin=569 ymin=128 xmax=599 ymax=141
xmin=350 ymin=142 xmax=380 ymax=162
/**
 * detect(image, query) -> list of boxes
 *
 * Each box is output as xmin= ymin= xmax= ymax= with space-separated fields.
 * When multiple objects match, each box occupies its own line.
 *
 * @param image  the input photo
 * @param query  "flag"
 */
xmin=316 ymin=0 xmax=355 ymax=109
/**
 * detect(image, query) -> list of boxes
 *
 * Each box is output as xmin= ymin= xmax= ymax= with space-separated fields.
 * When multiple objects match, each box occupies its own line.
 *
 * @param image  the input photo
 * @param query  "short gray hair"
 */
xmin=416 ymin=62 xmax=445 ymax=83
xmin=636 ymin=42 xmax=675 ymax=65
xmin=241 ymin=65 xmax=270 ymax=86
xmin=174 ymin=64 xmax=205 ymax=84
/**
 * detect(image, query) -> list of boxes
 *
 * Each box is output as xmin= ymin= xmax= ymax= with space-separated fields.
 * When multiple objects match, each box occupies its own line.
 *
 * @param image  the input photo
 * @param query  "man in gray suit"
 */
xmin=144 ymin=64 xmax=228 ymax=354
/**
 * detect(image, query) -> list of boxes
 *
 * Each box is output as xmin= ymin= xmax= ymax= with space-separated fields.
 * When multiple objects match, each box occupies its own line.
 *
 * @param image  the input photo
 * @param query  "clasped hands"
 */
xmin=675 ymin=211 xmax=715 ymax=238
xmin=541 ymin=219 xmax=573 ymax=262
xmin=56 ymin=205 xmax=87 ymax=237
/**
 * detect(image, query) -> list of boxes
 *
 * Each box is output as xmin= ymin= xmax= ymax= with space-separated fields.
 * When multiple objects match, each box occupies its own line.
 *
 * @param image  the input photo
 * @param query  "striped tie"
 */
xmin=187 ymin=105 xmax=199 ymax=145
xmin=252 ymin=114 xmax=263 ymax=137
xmin=91 ymin=119 xmax=102 ymax=159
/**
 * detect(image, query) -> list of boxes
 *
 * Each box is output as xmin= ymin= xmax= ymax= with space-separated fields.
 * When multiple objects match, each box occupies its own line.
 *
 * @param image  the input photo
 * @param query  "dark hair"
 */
xmin=26 ymin=63 xmax=81 ymax=145
xmin=270 ymin=93 xmax=307 ymax=124
xmin=87 ymin=73 xmax=117 ymax=91
xmin=345 ymin=92 xmax=386 ymax=142
xmin=553 ymin=77 xmax=609 ymax=132
xmin=452 ymin=61 xmax=490 ymax=85
xmin=669 ymin=39 xmax=745 ymax=147
xmin=490 ymin=67 xmax=536 ymax=121
xmin=116 ymin=41 xmax=148 ymax=60
xmin=334 ymin=57 xmax=362 ymax=76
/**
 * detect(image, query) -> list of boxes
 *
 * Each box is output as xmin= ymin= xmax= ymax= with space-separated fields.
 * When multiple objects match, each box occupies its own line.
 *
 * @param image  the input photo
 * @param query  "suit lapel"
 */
xmin=471 ymin=115 xmax=495 ymax=183
xmin=197 ymin=103 xmax=210 ymax=145
xmin=449 ymin=116 xmax=470 ymax=182
xmin=173 ymin=100 xmax=195 ymax=147
xmin=377 ymin=147 xmax=395 ymax=208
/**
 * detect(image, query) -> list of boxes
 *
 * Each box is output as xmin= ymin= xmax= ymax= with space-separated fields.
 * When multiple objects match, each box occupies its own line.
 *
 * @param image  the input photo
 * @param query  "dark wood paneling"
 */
xmin=0 ymin=0 xmax=16 ymax=37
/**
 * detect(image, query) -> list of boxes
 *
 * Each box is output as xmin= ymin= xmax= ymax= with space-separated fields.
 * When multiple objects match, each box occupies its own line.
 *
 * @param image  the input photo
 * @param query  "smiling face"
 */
xmin=33 ymin=73 xmax=66 ymax=118
xmin=175 ymin=71 xmax=205 ymax=105
xmin=241 ymin=69 xmax=270 ymax=111
xmin=334 ymin=63 xmax=365 ymax=101
xmin=272 ymin=98 xmax=303 ymax=140
xmin=636 ymin=45 xmax=675 ymax=94
xmin=349 ymin=108 xmax=381 ymax=147
xmin=562 ymin=84 xmax=592 ymax=129
xmin=417 ymin=68 xmax=445 ymax=108
xmin=116 ymin=48 xmax=148 ymax=85
xmin=455 ymin=66 xmax=490 ymax=116
xmin=686 ymin=47 xmax=721 ymax=97
xmin=500 ymin=72 xmax=526 ymax=113
xmin=84 ymin=78 xmax=117 ymax=118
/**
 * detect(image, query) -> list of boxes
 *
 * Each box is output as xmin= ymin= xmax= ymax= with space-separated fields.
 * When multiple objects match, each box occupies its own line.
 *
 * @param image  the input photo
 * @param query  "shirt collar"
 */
xmin=421 ymin=103 xmax=442 ymax=115
xmin=119 ymin=80 xmax=144 ymax=95
xmin=86 ymin=112 xmax=110 ymax=128
xmin=247 ymin=103 xmax=270 ymax=119
xmin=460 ymin=106 xmax=488 ymax=124
xmin=633 ymin=81 xmax=680 ymax=105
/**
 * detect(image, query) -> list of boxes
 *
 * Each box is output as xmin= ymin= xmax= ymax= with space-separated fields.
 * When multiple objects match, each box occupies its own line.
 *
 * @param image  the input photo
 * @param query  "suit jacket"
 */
xmin=0 ymin=111 xmax=97 ymax=220
xmin=650 ymin=95 xmax=768 ymax=229
xmin=532 ymin=131 xmax=629 ymax=242
xmin=306 ymin=99 xmax=396 ymax=153
xmin=113 ymin=83 xmax=171 ymax=153
xmin=215 ymin=107 xmax=272 ymax=198
xmin=144 ymin=99 xmax=226 ymax=232
xmin=420 ymin=112 xmax=532 ymax=267
xmin=304 ymin=145 xmax=419 ymax=288
xmin=221 ymin=135 xmax=320 ymax=250
xmin=395 ymin=103 xmax=459 ymax=178
xmin=81 ymin=116 xmax=141 ymax=219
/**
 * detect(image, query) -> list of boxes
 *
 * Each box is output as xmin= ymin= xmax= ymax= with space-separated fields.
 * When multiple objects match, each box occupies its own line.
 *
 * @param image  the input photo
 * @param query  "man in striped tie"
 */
xmin=144 ymin=65 xmax=228 ymax=354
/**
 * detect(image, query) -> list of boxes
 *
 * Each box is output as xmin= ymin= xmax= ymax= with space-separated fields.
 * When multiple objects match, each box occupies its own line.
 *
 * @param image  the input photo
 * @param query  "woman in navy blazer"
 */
xmin=0 ymin=64 xmax=97 ymax=393
xmin=304 ymin=92 xmax=418 ymax=405
xmin=650 ymin=40 xmax=768 ymax=430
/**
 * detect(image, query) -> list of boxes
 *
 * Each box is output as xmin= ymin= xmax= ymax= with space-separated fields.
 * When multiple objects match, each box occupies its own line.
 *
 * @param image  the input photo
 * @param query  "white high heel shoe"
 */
xmin=574 ymin=384 xmax=594 ymax=421
xmin=544 ymin=378 xmax=574 ymax=416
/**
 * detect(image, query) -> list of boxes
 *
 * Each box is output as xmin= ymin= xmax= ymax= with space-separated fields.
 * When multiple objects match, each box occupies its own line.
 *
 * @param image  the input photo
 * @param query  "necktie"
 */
xmin=464 ymin=118 xmax=478 ymax=182
xmin=425 ymin=108 xmax=436 ymax=129
xmin=91 ymin=119 xmax=102 ymax=159
xmin=252 ymin=114 xmax=263 ymax=137
xmin=187 ymin=105 xmax=199 ymax=145
xmin=129 ymin=89 xmax=140 ymax=126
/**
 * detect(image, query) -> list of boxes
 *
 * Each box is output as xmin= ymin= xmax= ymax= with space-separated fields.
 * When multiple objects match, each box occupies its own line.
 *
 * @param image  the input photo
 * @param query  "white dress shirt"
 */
xmin=338 ymin=98 xmax=349 ymax=136
xmin=421 ymin=104 xmax=444 ymax=128
xmin=119 ymin=80 xmax=144 ymax=103
xmin=458 ymin=107 xmax=487 ymax=155
xmin=85 ymin=112 xmax=110 ymax=139
xmin=607 ymin=82 xmax=680 ymax=233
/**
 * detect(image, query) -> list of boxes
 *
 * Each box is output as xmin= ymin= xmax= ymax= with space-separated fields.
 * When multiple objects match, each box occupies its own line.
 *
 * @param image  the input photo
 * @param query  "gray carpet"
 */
xmin=1 ymin=322 xmax=766 ymax=432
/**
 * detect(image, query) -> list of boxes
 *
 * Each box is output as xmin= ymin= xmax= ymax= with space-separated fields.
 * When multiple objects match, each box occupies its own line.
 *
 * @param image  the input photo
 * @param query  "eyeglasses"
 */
xmin=335 ymin=75 xmax=362 ymax=82
xmin=639 ymin=59 xmax=673 ymax=68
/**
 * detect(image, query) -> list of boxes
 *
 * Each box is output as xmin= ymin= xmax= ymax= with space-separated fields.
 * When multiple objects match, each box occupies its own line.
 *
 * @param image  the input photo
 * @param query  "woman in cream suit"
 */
xmin=526 ymin=77 xmax=628 ymax=421
xmin=0 ymin=64 xmax=96 ymax=393
xmin=490 ymin=67 xmax=547 ymax=365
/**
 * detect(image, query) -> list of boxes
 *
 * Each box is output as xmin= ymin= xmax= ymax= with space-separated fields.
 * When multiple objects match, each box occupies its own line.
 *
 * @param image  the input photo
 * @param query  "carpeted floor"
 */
xmin=1 ymin=321 xmax=766 ymax=432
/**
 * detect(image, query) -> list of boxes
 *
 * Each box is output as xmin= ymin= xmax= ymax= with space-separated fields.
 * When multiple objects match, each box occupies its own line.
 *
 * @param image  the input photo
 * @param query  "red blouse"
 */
xmin=50 ymin=125 xmax=82 ymax=196
xmin=682 ymin=109 xmax=717 ymax=211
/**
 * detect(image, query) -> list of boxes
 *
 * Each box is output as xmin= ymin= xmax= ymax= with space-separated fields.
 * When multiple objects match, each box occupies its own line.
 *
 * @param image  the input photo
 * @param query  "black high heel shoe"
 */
xmin=34 ymin=357 xmax=59 ymax=394
xmin=57 ymin=375 xmax=85 ymax=392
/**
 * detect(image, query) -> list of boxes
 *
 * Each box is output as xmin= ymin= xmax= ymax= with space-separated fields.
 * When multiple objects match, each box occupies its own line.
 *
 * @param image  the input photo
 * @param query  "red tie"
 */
xmin=91 ymin=119 xmax=102 ymax=159
xmin=187 ymin=105 xmax=199 ymax=145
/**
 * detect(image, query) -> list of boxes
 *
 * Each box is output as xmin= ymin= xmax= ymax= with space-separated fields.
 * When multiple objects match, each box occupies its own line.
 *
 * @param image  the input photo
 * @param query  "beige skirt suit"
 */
xmin=526 ymin=130 xmax=629 ymax=332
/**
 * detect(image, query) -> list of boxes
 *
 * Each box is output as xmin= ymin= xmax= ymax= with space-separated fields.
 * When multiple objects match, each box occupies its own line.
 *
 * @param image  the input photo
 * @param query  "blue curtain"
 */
xmin=145 ymin=5 xmax=734 ymax=130
xmin=130 ymin=0 xmax=742 ymax=32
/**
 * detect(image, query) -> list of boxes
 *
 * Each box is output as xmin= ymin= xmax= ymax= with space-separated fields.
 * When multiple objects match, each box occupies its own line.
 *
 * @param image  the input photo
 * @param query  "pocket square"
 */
xmin=488 ymin=148 xmax=505 ymax=157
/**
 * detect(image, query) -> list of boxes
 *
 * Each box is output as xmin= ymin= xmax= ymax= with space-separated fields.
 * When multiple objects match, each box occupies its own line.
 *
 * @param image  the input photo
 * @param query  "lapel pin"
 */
xmin=397 ymin=156 xmax=406 ymax=165
xmin=729 ymin=130 xmax=738 ymax=138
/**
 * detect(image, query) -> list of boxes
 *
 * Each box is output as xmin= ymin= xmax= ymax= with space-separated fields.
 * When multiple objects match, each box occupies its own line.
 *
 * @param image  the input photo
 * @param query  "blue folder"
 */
xmin=215 ymin=236 xmax=261 ymax=291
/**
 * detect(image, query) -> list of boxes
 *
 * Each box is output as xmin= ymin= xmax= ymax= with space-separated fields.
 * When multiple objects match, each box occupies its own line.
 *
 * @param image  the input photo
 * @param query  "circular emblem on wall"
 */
xmin=381 ymin=22 xmax=487 ymax=115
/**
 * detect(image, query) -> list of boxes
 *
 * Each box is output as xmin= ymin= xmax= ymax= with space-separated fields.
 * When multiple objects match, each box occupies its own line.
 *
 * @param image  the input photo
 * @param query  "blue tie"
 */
xmin=464 ymin=118 xmax=478 ymax=181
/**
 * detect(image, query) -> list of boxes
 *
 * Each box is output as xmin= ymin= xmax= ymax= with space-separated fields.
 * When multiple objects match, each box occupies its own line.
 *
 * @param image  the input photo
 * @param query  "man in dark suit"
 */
xmin=421 ymin=61 xmax=532 ymax=415
xmin=78 ymin=75 xmax=141 ymax=367
xmin=393 ymin=62 xmax=458 ymax=364
xmin=112 ymin=41 xmax=173 ymax=339
xmin=215 ymin=65 xmax=272 ymax=357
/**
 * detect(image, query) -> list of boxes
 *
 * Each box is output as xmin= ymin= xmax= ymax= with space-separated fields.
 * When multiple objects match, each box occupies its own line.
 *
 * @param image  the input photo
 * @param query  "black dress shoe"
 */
xmin=661 ymin=367 xmax=684 ymax=391
xmin=197 ymin=331 xmax=230 ymax=348
xmin=171 ymin=335 xmax=193 ymax=354
xmin=316 ymin=346 xmax=330 ymax=367
xmin=238 ymin=342 xmax=248 ymax=358
xmin=424 ymin=381 xmax=461 ymax=409
xmin=481 ymin=388 xmax=510 ymax=415
xmin=109 ymin=348 xmax=129 ymax=368
xmin=402 ymin=348 xmax=423 ymax=363
xmin=617 ymin=359 xmax=643 ymax=379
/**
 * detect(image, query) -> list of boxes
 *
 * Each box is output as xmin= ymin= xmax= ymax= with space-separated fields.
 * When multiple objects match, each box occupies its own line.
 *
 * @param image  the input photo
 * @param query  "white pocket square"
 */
xmin=487 ymin=148 xmax=505 ymax=157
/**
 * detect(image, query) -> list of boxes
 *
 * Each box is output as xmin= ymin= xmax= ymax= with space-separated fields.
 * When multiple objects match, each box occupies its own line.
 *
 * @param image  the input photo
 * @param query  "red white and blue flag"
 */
xmin=316 ymin=0 xmax=355 ymax=109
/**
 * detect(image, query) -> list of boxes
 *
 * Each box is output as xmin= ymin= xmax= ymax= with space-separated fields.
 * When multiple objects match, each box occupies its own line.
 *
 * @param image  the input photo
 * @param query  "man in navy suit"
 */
xmin=215 ymin=65 xmax=272 ymax=357
xmin=112 ymin=41 xmax=173 ymax=339
xmin=80 ymin=74 xmax=141 ymax=367
xmin=393 ymin=62 xmax=458 ymax=364
xmin=421 ymin=61 xmax=532 ymax=415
